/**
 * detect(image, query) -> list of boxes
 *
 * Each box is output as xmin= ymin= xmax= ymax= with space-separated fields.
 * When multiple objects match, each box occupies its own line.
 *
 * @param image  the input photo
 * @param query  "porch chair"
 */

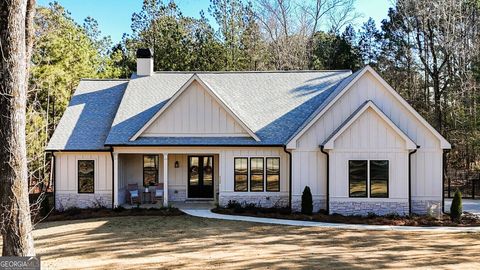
xmin=154 ymin=183 xmax=164 ymax=204
xmin=126 ymin=183 xmax=140 ymax=205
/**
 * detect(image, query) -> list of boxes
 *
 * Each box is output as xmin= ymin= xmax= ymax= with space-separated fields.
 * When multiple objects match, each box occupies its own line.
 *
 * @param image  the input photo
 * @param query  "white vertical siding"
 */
xmin=329 ymin=108 xmax=409 ymax=200
xmin=293 ymin=72 xmax=443 ymax=201
xmin=54 ymin=152 xmax=112 ymax=194
xmin=142 ymin=81 xmax=249 ymax=137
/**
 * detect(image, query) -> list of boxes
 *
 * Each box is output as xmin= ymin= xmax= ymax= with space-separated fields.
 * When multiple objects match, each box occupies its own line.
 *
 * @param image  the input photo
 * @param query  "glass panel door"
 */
xmin=188 ymin=156 xmax=214 ymax=198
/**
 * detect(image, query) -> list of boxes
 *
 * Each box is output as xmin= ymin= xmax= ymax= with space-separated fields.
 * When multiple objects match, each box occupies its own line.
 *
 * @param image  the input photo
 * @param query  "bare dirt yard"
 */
xmin=3 ymin=215 xmax=480 ymax=269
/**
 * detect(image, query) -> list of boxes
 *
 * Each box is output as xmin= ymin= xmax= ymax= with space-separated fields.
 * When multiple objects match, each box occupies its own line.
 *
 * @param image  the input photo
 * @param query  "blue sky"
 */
xmin=36 ymin=0 xmax=393 ymax=43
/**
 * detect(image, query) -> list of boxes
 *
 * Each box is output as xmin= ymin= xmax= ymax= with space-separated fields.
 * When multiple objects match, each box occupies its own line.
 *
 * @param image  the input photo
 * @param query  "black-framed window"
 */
xmin=349 ymin=160 xmax=367 ymax=197
xmin=250 ymin=158 xmax=264 ymax=192
xmin=143 ymin=155 xmax=158 ymax=187
xmin=234 ymin=158 xmax=248 ymax=191
xmin=78 ymin=160 xmax=94 ymax=193
xmin=370 ymin=160 xmax=389 ymax=198
xmin=266 ymin=157 xmax=280 ymax=192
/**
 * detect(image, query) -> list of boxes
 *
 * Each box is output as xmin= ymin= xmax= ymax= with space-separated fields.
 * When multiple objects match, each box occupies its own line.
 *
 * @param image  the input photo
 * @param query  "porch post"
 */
xmin=163 ymin=153 xmax=169 ymax=207
xmin=113 ymin=152 xmax=119 ymax=208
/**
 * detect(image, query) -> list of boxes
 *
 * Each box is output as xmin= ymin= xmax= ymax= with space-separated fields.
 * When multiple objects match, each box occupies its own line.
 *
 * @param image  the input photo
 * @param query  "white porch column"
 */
xmin=113 ymin=153 xmax=119 ymax=208
xmin=163 ymin=153 xmax=169 ymax=207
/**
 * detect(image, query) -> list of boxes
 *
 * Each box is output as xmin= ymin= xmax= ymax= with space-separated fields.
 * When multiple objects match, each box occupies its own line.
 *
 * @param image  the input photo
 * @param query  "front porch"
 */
xmin=113 ymin=150 xmax=219 ymax=208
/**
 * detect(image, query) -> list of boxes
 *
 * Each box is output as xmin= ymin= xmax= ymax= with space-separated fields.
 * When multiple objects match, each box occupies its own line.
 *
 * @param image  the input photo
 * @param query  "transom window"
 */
xmin=143 ymin=155 xmax=159 ymax=186
xmin=349 ymin=160 xmax=389 ymax=198
xmin=78 ymin=160 xmax=94 ymax=193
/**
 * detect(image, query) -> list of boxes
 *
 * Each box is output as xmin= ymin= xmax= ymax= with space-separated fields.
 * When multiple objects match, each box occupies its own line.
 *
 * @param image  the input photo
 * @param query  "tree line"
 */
xmin=29 ymin=0 xmax=480 ymax=193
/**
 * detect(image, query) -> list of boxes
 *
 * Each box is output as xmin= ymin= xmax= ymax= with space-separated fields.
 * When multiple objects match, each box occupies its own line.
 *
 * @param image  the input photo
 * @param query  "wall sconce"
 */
xmin=174 ymin=161 xmax=180 ymax=168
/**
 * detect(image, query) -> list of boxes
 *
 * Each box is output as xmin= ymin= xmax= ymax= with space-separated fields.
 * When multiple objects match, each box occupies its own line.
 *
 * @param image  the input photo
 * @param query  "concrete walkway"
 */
xmin=180 ymin=209 xmax=480 ymax=233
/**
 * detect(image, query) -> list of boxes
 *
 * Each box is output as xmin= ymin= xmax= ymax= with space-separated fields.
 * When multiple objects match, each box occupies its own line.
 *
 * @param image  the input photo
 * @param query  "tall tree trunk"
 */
xmin=0 ymin=0 xmax=36 ymax=256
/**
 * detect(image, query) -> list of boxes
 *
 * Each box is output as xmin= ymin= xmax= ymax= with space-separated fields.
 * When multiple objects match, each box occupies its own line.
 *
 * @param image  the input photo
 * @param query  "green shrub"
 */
xmin=450 ymin=189 xmax=463 ymax=222
xmin=301 ymin=186 xmax=313 ymax=215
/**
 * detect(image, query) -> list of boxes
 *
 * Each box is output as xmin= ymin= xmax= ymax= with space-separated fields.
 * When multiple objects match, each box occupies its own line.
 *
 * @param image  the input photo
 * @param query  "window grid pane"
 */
xmin=370 ymin=160 xmax=389 ymax=198
xmin=266 ymin=157 xmax=280 ymax=192
xmin=144 ymin=155 xmax=158 ymax=186
xmin=78 ymin=160 xmax=94 ymax=193
xmin=349 ymin=160 xmax=367 ymax=197
xmin=234 ymin=158 xmax=248 ymax=191
xmin=250 ymin=158 xmax=264 ymax=192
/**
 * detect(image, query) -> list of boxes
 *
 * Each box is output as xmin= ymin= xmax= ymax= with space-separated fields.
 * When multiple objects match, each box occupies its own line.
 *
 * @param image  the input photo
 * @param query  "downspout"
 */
xmin=442 ymin=149 xmax=450 ymax=213
xmin=283 ymin=146 xmax=292 ymax=211
xmin=109 ymin=147 xmax=115 ymax=209
xmin=408 ymin=146 xmax=420 ymax=215
xmin=320 ymin=145 xmax=329 ymax=214
xmin=51 ymin=152 xmax=56 ymax=210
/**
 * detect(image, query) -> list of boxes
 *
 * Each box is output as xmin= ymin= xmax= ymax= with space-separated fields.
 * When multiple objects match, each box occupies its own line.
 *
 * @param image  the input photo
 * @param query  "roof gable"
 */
xmin=322 ymin=100 xmax=417 ymax=150
xmin=287 ymin=66 xmax=451 ymax=149
xmin=130 ymin=74 xmax=260 ymax=141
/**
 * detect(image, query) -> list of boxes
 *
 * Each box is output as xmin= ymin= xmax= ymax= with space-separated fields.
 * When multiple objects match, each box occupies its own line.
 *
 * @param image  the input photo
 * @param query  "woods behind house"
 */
xmin=30 ymin=0 xmax=480 ymax=195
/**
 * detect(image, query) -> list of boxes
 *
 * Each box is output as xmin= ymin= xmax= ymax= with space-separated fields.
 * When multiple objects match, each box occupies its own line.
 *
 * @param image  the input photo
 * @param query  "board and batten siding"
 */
xmin=141 ymin=81 xmax=249 ymax=137
xmin=329 ymin=108 xmax=409 ymax=200
xmin=292 ymin=71 xmax=443 ymax=213
xmin=54 ymin=152 xmax=112 ymax=209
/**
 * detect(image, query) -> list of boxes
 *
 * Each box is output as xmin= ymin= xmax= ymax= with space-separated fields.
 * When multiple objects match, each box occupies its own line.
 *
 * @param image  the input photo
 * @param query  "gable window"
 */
xmin=250 ymin=158 xmax=264 ymax=192
xmin=349 ymin=160 xmax=389 ymax=198
xmin=349 ymin=160 xmax=367 ymax=197
xmin=234 ymin=158 xmax=248 ymax=191
xmin=370 ymin=160 xmax=389 ymax=198
xmin=266 ymin=157 xmax=280 ymax=192
xmin=143 ymin=155 xmax=158 ymax=186
xmin=78 ymin=160 xmax=94 ymax=193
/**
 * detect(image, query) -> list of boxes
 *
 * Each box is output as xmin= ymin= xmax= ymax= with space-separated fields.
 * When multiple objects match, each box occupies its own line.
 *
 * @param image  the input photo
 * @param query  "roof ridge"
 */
xmin=152 ymin=70 xmax=352 ymax=74
xmin=80 ymin=78 xmax=130 ymax=81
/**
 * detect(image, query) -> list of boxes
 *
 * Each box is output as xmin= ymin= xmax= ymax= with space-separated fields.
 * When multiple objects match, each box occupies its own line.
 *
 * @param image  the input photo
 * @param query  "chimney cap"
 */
xmin=136 ymin=48 xmax=153 ymax=59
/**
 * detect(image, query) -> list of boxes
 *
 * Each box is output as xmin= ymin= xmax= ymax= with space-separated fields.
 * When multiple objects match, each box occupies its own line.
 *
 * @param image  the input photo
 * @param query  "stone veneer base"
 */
xmin=219 ymin=194 xmax=288 ymax=208
xmin=330 ymin=201 xmax=409 ymax=216
xmin=56 ymin=193 xmax=112 ymax=211
xmin=291 ymin=196 xmax=327 ymax=213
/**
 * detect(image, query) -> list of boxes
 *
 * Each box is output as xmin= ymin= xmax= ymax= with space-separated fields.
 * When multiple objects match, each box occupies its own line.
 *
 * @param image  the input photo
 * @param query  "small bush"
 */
xmin=367 ymin=212 xmax=378 ymax=218
xmin=113 ymin=206 xmax=126 ymax=212
xmin=301 ymin=186 xmax=313 ymax=215
xmin=227 ymin=200 xmax=241 ymax=209
xmin=450 ymin=189 xmax=463 ymax=222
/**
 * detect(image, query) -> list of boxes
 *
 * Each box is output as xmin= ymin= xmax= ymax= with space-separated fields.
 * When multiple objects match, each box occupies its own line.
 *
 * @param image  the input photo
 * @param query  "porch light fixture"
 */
xmin=174 ymin=161 xmax=180 ymax=168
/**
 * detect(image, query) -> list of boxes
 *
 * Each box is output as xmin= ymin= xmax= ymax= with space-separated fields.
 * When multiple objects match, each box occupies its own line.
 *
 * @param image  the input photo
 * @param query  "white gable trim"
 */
xmin=286 ymin=66 xmax=451 ymax=149
xmin=130 ymin=74 xmax=260 ymax=141
xmin=322 ymin=100 xmax=417 ymax=150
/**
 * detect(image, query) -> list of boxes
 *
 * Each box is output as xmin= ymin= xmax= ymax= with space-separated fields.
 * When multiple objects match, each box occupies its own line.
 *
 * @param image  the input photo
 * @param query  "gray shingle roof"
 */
xmin=49 ymin=70 xmax=357 ymax=150
xmin=46 ymin=80 xmax=128 ymax=150
xmin=105 ymin=71 xmax=353 ymax=146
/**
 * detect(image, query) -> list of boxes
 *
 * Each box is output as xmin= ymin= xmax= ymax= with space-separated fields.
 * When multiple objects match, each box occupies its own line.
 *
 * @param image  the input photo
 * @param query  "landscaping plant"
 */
xmin=450 ymin=189 xmax=463 ymax=222
xmin=301 ymin=186 xmax=313 ymax=215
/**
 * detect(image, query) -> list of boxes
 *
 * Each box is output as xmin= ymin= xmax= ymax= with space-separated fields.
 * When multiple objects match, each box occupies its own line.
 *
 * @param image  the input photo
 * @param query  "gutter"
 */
xmin=283 ymin=146 xmax=293 ymax=211
xmin=408 ymin=146 xmax=420 ymax=215
xmin=319 ymin=145 xmax=329 ymax=214
xmin=109 ymin=147 xmax=115 ymax=209
xmin=51 ymin=152 xmax=56 ymax=210
xmin=442 ymin=149 xmax=450 ymax=213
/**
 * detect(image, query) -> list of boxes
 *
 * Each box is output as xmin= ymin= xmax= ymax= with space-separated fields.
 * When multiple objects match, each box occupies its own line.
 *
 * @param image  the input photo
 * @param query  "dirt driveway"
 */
xmin=5 ymin=215 xmax=480 ymax=269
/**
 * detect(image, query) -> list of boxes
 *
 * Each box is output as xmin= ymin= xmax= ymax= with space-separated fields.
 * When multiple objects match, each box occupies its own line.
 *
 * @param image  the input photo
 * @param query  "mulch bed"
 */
xmin=212 ymin=207 xmax=480 ymax=227
xmin=43 ymin=206 xmax=184 ymax=222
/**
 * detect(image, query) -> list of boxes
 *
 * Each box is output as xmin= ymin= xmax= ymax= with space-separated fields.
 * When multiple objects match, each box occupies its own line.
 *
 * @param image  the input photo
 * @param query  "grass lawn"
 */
xmin=3 ymin=215 xmax=480 ymax=269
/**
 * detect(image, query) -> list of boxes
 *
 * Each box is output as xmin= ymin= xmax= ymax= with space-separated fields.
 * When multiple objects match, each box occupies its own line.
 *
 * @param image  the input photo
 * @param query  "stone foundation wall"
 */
xmin=412 ymin=200 xmax=442 ymax=215
xmin=219 ymin=194 xmax=288 ymax=208
xmin=330 ymin=201 xmax=409 ymax=216
xmin=169 ymin=188 xmax=187 ymax=202
xmin=55 ymin=193 xmax=112 ymax=211
xmin=291 ymin=195 xmax=326 ymax=213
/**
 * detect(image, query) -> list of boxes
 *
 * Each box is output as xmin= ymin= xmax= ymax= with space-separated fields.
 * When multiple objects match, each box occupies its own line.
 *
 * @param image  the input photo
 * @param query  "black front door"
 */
xmin=188 ymin=156 xmax=214 ymax=198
